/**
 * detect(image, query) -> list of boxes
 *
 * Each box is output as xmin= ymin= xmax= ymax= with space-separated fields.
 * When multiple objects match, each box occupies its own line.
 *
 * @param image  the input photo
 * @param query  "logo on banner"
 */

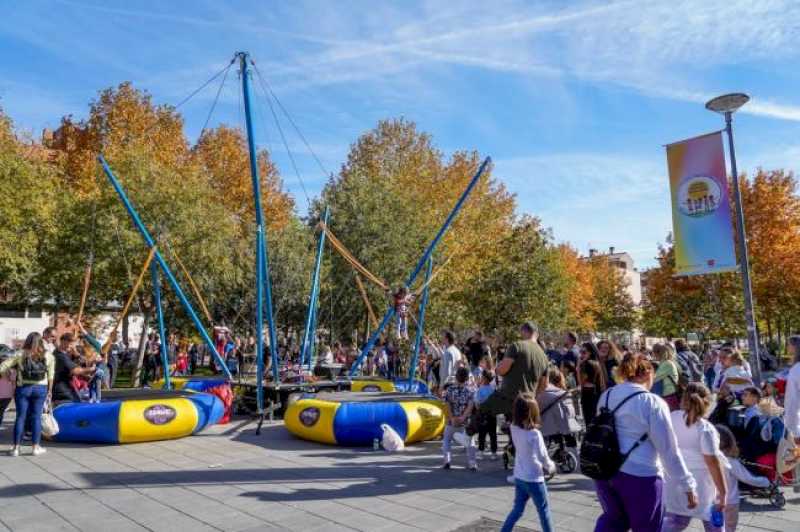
xmin=677 ymin=176 xmax=722 ymax=218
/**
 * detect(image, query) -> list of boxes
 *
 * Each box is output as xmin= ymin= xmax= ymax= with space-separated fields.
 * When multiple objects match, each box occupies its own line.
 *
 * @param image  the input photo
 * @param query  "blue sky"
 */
xmin=2 ymin=0 xmax=800 ymax=268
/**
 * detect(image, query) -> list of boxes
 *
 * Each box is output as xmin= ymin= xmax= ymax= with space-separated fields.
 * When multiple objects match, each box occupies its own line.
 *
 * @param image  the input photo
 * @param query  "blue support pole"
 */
xmin=261 ymin=235 xmax=279 ymax=385
xmin=309 ymin=292 xmax=321 ymax=369
xmin=301 ymin=207 xmax=330 ymax=369
xmin=98 ymin=155 xmax=232 ymax=379
xmin=349 ymin=156 xmax=490 ymax=376
xmin=239 ymin=52 xmax=279 ymax=411
xmin=151 ymin=261 xmax=171 ymax=390
xmin=408 ymin=256 xmax=433 ymax=382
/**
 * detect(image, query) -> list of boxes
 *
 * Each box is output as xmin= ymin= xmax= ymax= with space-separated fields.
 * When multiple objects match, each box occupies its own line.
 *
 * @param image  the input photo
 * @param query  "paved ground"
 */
xmin=0 ymin=417 xmax=798 ymax=531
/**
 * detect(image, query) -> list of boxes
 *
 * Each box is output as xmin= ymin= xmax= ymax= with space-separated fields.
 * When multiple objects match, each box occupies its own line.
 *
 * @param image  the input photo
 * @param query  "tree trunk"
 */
xmin=132 ymin=311 xmax=150 ymax=387
xmin=766 ymin=316 xmax=773 ymax=347
xmin=122 ymin=312 xmax=130 ymax=349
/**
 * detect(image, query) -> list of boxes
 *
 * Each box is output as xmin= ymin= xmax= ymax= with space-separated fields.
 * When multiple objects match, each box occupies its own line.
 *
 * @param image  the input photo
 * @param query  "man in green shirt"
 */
xmin=480 ymin=321 xmax=549 ymax=416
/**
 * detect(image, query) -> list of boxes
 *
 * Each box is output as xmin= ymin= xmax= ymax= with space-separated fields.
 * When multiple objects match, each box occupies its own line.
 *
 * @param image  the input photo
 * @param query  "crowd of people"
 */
xmin=2 ymin=319 xmax=799 ymax=532
xmin=406 ymin=324 xmax=800 ymax=532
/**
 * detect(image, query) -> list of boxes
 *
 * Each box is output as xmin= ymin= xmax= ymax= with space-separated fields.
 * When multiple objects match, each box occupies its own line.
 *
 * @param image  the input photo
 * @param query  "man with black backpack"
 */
xmin=580 ymin=352 xmax=697 ymax=531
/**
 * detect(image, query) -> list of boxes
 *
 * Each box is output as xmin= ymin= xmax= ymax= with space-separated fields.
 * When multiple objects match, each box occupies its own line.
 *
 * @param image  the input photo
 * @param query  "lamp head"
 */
xmin=705 ymin=93 xmax=750 ymax=114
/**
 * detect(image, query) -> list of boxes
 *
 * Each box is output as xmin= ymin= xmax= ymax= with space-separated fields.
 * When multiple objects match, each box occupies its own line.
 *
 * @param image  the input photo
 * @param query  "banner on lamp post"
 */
xmin=665 ymin=131 xmax=737 ymax=276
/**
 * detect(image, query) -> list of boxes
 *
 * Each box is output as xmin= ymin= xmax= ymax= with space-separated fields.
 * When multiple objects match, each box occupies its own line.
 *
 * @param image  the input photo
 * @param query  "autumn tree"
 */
xmin=585 ymin=255 xmax=638 ymax=334
xmin=558 ymin=245 xmax=596 ymax=331
xmin=312 ymin=118 xmax=516 ymax=343
xmin=641 ymin=236 xmax=743 ymax=339
xmin=192 ymin=125 xmax=294 ymax=234
xmin=740 ymin=169 xmax=800 ymax=344
xmin=32 ymin=83 xmax=308 ymax=358
xmin=460 ymin=217 xmax=572 ymax=341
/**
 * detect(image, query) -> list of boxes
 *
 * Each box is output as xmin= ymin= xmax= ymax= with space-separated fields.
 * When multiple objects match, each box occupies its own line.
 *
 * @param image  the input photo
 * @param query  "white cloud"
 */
xmin=248 ymin=0 xmax=800 ymax=121
xmin=495 ymin=152 xmax=672 ymax=266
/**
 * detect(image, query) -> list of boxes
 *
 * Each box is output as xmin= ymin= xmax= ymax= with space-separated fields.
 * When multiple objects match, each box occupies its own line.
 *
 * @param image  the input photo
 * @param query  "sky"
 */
xmin=2 ymin=0 xmax=800 ymax=268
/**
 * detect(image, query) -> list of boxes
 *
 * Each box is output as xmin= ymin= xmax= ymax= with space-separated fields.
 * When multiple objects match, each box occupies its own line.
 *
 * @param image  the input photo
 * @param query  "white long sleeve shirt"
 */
xmin=784 ymin=362 xmax=800 ymax=438
xmin=725 ymin=457 xmax=770 ymax=505
xmin=596 ymin=382 xmax=696 ymax=493
xmin=510 ymin=425 xmax=555 ymax=483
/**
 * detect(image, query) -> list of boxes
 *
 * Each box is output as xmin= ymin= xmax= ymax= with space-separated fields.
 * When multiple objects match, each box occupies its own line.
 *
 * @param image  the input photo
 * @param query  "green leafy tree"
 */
xmin=0 ymin=109 xmax=59 ymax=302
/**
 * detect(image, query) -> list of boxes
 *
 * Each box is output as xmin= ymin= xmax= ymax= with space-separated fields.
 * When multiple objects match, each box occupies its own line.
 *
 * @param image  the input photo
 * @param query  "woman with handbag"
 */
xmin=0 ymin=332 xmax=55 ymax=456
xmin=653 ymin=343 xmax=681 ymax=411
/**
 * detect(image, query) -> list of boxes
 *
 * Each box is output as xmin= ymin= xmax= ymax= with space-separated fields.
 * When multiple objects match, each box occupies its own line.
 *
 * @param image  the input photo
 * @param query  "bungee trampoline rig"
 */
xmin=88 ymin=51 xmax=490 ymax=446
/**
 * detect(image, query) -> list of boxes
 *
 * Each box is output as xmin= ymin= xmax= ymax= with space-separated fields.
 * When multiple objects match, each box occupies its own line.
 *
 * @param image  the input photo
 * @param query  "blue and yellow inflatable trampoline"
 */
xmin=52 ymin=389 xmax=224 ymax=444
xmin=285 ymin=392 xmax=445 ymax=446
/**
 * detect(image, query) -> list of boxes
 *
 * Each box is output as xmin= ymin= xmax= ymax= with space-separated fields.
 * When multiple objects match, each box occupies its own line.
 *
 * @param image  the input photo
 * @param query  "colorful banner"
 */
xmin=666 ymin=131 xmax=737 ymax=276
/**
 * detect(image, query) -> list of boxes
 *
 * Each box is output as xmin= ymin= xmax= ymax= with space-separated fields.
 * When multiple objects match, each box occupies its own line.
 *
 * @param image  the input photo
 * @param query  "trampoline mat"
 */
xmin=304 ymin=391 xmax=436 ymax=403
xmin=100 ymin=389 xmax=199 ymax=401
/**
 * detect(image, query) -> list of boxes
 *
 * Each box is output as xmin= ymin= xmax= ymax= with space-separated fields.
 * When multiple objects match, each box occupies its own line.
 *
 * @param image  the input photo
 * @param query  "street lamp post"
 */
xmin=705 ymin=93 xmax=761 ymax=383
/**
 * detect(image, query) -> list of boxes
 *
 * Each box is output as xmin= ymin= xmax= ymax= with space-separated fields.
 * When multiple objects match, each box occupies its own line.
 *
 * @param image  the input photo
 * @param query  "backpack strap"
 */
xmin=610 ymin=390 xmax=648 ymax=415
xmin=622 ymin=432 xmax=649 ymax=460
xmin=610 ymin=390 xmax=650 ymax=461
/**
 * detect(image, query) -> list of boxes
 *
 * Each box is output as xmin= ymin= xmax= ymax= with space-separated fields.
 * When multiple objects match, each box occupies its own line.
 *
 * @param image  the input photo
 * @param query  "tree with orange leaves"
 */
xmin=192 ymin=125 xmax=294 ymax=235
xmin=740 ymin=169 xmax=800 ymax=345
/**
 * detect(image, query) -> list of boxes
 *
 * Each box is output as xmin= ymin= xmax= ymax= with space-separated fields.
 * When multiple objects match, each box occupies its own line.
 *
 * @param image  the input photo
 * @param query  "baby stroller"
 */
xmin=501 ymin=432 xmax=579 ymax=477
xmin=503 ymin=389 xmax=581 ymax=477
xmin=738 ymin=457 xmax=787 ymax=508
xmin=729 ymin=408 xmax=794 ymax=508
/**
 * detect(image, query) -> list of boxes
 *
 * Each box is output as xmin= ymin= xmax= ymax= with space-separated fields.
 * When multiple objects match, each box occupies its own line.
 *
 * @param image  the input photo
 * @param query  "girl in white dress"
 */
xmin=664 ymin=383 xmax=728 ymax=531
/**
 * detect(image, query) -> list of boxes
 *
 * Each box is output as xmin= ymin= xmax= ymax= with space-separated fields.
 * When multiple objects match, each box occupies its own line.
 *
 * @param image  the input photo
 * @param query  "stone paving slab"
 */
xmin=1 ymin=419 xmax=798 ymax=531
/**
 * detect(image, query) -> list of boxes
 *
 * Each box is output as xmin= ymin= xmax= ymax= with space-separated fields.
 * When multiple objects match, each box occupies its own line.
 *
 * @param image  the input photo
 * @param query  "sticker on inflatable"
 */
xmin=361 ymin=385 xmax=381 ymax=392
xmin=143 ymin=404 xmax=177 ymax=425
xmin=299 ymin=407 xmax=321 ymax=427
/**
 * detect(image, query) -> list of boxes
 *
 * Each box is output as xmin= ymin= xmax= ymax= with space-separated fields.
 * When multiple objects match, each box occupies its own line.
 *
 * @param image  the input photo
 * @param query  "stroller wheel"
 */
xmin=769 ymin=490 xmax=786 ymax=508
xmin=559 ymin=452 xmax=578 ymax=474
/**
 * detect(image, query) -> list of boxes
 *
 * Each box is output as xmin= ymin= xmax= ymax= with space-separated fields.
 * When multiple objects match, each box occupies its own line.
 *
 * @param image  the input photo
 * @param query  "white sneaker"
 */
xmin=9 ymin=448 xmax=19 ymax=457
xmin=32 ymin=446 xmax=46 ymax=456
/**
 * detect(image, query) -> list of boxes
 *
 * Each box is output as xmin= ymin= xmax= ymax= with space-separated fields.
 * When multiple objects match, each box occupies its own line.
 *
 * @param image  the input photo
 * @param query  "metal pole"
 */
xmin=239 ymin=51 xmax=279 ymax=410
xmin=308 ymin=294 xmax=321 ymax=371
xmin=98 ymin=155 xmax=232 ymax=379
xmin=724 ymin=112 xmax=761 ymax=383
xmin=409 ymin=256 xmax=433 ymax=382
xmin=151 ymin=262 xmax=171 ymax=390
xmin=260 ymin=242 xmax=279 ymax=384
xmin=301 ymin=207 xmax=330 ymax=368
xmin=349 ymin=156 xmax=491 ymax=376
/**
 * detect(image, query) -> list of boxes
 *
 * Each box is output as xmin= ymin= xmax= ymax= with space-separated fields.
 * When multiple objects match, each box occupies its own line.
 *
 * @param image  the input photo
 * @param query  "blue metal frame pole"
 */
xmin=409 ymin=256 xmax=433 ymax=382
xmin=239 ymin=52 xmax=264 ymax=411
xmin=151 ymin=261 xmax=172 ymax=390
xmin=349 ymin=156 xmax=490 ymax=376
xmin=259 ymin=243 xmax=279 ymax=385
xmin=98 ymin=155 xmax=232 ymax=379
xmin=301 ymin=207 xmax=330 ymax=369
xmin=308 ymin=300 xmax=320 ymax=371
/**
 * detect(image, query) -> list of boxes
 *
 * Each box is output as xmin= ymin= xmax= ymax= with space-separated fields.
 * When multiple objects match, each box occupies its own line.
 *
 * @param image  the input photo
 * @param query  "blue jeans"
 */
xmin=501 ymin=479 xmax=553 ymax=532
xmin=396 ymin=315 xmax=408 ymax=337
xmin=13 ymin=384 xmax=47 ymax=446
xmin=89 ymin=364 xmax=107 ymax=402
